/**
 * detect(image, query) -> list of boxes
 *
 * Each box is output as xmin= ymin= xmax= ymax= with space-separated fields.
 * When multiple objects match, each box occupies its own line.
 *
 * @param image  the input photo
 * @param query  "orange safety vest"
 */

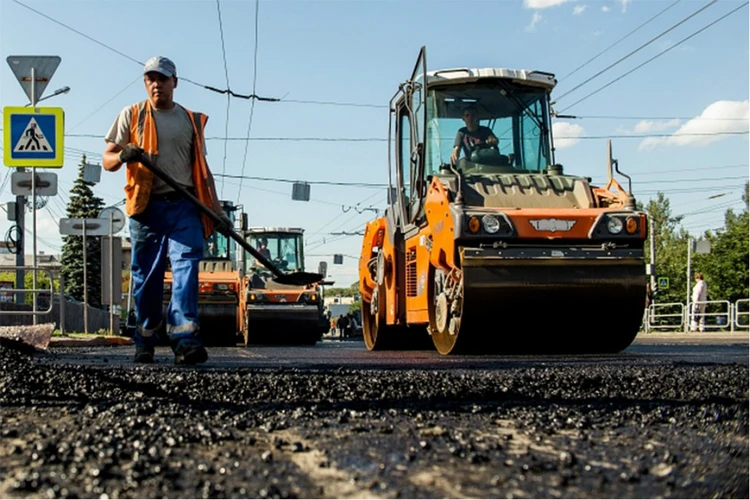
xmin=124 ymin=99 xmax=215 ymax=237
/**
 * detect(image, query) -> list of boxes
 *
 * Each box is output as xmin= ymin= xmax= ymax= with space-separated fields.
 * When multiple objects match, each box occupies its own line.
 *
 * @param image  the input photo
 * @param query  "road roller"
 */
xmin=358 ymin=46 xmax=648 ymax=355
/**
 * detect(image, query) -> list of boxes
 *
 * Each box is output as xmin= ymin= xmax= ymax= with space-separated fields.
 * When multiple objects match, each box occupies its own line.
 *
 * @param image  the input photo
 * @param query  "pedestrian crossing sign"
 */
xmin=3 ymin=106 xmax=64 ymax=167
xmin=658 ymin=277 xmax=669 ymax=290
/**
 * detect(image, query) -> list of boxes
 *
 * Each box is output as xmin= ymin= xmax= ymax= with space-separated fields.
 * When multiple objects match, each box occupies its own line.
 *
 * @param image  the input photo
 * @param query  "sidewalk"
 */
xmin=636 ymin=330 xmax=749 ymax=343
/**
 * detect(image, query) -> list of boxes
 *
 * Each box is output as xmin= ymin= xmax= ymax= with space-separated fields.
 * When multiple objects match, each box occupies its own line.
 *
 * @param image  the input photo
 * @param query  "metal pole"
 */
xmin=126 ymin=266 xmax=133 ymax=324
xmin=686 ymin=238 xmax=692 ymax=332
xmin=109 ymin=213 xmax=114 ymax=336
xmin=30 ymin=67 xmax=38 ymax=324
xmin=83 ymin=221 xmax=88 ymax=334
xmin=15 ymin=186 xmax=25 ymax=305
xmin=31 ymin=176 xmax=37 ymax=325
xmin=59 ymin=272 xmax=65 ymax=335
xmin=649 ymin=216 xmax=656 ymax=293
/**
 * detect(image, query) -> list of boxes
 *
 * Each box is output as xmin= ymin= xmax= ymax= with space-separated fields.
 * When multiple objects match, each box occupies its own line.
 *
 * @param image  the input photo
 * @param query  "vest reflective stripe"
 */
xmin=124 ymin=99 xmax=215 ymax=237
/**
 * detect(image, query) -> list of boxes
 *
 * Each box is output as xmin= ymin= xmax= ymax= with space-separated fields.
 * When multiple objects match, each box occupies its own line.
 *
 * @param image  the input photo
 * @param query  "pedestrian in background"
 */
xmin=102 ymin=56 xmax=230 ymax=365
xmin=690 ymin=272 xmax=708 ymax=332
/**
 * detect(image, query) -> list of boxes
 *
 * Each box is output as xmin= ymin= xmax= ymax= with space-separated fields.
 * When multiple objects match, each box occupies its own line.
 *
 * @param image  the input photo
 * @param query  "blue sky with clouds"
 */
xmin=0 ymin=0 xmax=748 ymax=287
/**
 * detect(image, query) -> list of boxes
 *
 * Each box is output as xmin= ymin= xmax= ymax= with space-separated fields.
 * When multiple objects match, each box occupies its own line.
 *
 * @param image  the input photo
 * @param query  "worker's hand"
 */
xmin=487 ymin=136 xmax=498 ymax=146
xmin=119 ymin=144 xmax=144 ymax=164
xmin=450 ymin=150 xmax=458 ymax=164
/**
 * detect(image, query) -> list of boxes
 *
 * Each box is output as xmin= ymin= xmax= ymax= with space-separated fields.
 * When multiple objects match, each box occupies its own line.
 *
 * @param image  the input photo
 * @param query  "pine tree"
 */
xmin=61 ymin=155 xmax=105 ymax=307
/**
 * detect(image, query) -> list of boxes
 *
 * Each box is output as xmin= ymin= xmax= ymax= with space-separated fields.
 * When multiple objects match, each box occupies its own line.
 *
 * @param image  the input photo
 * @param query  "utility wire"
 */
xmin=12 ymin=0 xmax=142 ymax=66
xmin=560 ymin=0 xmax=683 ymax=82
xmin=68 ymin=75 xmax=142 ymax=132
xmin=279 ymin=99 xmax=388 ymax=109
xmin=216 ymin=172 xmax=387 ymax=188
xmin=629 ymin=164 xmax=748 ymax=176
xmin=563 ymin=115 xmax=748 ymax=121
xmin=555 ymin=0 xmax=718 ymax=102
xmin=10 ymin=0 xmax=273 ymax=99
xmin=216 ymin=0 xmax=232 ymax=197
xmin=238 ymin=0 xmax=261 ymax=204
xmin=559 ymin=2 xmax=749 ymax=112
xmin=38 ymin=131 xmax=747 ymax=141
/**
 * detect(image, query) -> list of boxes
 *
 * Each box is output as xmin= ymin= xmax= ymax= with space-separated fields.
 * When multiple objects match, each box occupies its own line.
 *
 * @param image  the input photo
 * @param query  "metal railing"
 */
xmin=735 ymin=298 xmax=749 ymax=330
xmin=0 ymin=266 xmax=64 ymax=332
xmin=645 ymin=302 xmax=685 ymax=332
xmin=645 ymin=298 xmax=749 ymax=333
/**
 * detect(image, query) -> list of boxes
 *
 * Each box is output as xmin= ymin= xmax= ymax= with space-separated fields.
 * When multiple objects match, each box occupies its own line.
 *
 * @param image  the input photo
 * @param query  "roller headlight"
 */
xmin=482 ymin=215 xmax=500 ymax=234
xmin=606 ymin=217 xmax=624 ymax=234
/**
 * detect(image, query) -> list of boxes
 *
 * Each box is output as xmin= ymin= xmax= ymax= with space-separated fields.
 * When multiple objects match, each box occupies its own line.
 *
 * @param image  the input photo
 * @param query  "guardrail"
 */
xmin=735 ymin=298 xmax=749 ymax=330
xmin=645 ymin=302 xmax=685 ymax=332
xmin=645 ymin=298 xmax=749 ymax=333
xmin=0 ymin=266 xmax=65 ymax=333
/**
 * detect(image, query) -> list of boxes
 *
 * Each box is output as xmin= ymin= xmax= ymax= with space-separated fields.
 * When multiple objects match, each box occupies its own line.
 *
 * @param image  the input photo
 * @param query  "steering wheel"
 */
xmin=272 ymin=257 xmax=288 ymax=270
xmin=470 ymin=141 xmax=495 ymax=152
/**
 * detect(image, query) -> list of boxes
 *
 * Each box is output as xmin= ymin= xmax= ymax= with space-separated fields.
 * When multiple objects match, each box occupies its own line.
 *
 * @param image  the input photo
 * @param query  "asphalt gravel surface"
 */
xmin=0 ymin=340 xmax=747 ymax=499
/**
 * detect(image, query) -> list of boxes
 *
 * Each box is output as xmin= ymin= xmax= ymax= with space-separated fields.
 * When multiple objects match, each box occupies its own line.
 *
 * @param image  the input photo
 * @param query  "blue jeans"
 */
xmin=129 ymin=198 xmax=204 ymax=349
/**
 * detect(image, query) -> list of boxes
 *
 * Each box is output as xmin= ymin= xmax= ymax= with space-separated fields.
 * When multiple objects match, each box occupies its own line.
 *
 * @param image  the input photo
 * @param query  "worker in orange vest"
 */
xmin=102 ymin=56 xmax=231 ymax=365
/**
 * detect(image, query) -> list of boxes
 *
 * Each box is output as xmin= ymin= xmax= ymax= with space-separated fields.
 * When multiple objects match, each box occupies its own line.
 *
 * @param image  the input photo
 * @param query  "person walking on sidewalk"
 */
xmin=690 ymin=272 xmax=708 ymax=332
xmin=102 ymin=56 xmax=230 ymax=365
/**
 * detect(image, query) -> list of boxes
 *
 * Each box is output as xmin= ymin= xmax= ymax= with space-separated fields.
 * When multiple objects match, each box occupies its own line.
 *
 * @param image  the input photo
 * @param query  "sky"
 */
xmin=0 ymin=0 xmax=748 ymax=288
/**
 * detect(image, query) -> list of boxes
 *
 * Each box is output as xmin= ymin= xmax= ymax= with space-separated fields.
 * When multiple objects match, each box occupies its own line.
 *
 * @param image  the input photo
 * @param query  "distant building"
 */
xmin=0 ymin=252 xmax=62 ymax=273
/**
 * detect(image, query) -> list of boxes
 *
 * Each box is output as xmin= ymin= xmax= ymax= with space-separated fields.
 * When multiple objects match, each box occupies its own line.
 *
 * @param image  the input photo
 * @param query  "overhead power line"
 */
xmin=216 ymin=0 xmax=232 ymax=197
xmin=560 ymin=0 xmax=683 ymax=81
xmin=68 ymin=75 xmax=142 ymax=132
xmin=559 ymin=115 xmax=748 ymax=121
xmin=278 ymin=99 xmax=388 ymax=109
xmin=215 ymin=173 xmax=387 ymax=188
xmin=555 ymin=0 xmax=718 ymax=102
xmin=238 ymin=0 xmax=262 ymax=204
xmin=11 ymin=0 xmax=277 ymax=101
xmin=559 ymin=1 xmax=749 ymax=112
xmin=48 ymin=130 xmax=746 ymax=142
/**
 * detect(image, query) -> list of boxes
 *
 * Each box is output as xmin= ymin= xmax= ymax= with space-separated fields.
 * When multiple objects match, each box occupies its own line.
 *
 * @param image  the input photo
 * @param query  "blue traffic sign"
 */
xmin=3 ymin=106 xmax=64 ymax=167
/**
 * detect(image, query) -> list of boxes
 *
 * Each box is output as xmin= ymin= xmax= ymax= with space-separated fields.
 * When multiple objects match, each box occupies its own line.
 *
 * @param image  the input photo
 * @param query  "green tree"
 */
xmin=325 ymin=280 xmax=360 ymax=298
xmin=645 ymin=193 xmax=690 ymax=304
xmin=61 ymin=156 xmax=105 ymax=307
xmin=692 ymin=182 xmax=749 ymax=303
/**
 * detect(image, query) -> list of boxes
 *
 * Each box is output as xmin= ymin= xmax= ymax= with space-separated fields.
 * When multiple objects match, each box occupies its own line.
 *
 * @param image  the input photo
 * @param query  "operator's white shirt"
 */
xmin=692 ymin=279 xmax=707 ymax=303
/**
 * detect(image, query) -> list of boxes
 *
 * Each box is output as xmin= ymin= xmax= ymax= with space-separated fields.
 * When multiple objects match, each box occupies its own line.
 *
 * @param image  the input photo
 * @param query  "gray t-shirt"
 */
xmin=105 ymin=103 xmax=206 ymax=195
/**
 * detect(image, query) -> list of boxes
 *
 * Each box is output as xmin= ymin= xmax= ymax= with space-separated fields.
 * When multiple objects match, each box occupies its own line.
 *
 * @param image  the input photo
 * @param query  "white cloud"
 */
xmin=633 ymin=119 xmax=681 ymax=134
xmin=638 ymin=100 xmax=749 ymax=150
xmin=553 ymin=121 xmax=585 ymax=149
xmin=524 ymin=0 xmax=574 ymax=9
xmin=573 ymin=5 xmax=587 ymax=15
xmin=620 ymin=0 xmax=631 ymax=13
xmin=601 ymin=5 xmax=610 ymax=12
xmin=526 ymin=12 xmax=543 ymax=32
xmin=591 ymin=29 xmax=604 ymax=37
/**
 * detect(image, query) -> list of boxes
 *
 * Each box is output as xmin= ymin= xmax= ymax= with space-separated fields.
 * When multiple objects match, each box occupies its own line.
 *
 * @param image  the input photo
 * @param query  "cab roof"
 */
xmin=426 ymin=68 xmax=557 ymax=90
xmin=246 ymin=227 xmax=304 ymax=235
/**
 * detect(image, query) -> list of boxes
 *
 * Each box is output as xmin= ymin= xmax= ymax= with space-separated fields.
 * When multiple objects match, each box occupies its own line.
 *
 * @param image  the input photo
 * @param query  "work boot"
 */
xmin=174 ymin=341 xmax=208 ymax=365
xmin=134 ymin=345 xmax=155 ymax=364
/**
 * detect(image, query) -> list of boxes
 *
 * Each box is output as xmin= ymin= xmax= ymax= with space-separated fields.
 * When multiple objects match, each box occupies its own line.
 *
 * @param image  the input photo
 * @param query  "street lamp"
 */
xmin=25 ymin=86 xmax=70 ymax=106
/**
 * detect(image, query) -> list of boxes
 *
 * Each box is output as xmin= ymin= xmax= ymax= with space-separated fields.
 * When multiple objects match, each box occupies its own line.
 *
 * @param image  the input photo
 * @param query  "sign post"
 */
xmin=99 ymin=207 xmax=125 ymax=336
xmin=59 ymin=218 xmax=112 ymax=334
xmin=5 ymin=55 xmax=63 ymax=311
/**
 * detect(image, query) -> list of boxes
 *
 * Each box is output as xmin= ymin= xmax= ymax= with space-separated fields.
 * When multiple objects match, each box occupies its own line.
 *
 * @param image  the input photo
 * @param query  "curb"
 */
xmin=50 ymin=336 xmax=133 ymax=347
